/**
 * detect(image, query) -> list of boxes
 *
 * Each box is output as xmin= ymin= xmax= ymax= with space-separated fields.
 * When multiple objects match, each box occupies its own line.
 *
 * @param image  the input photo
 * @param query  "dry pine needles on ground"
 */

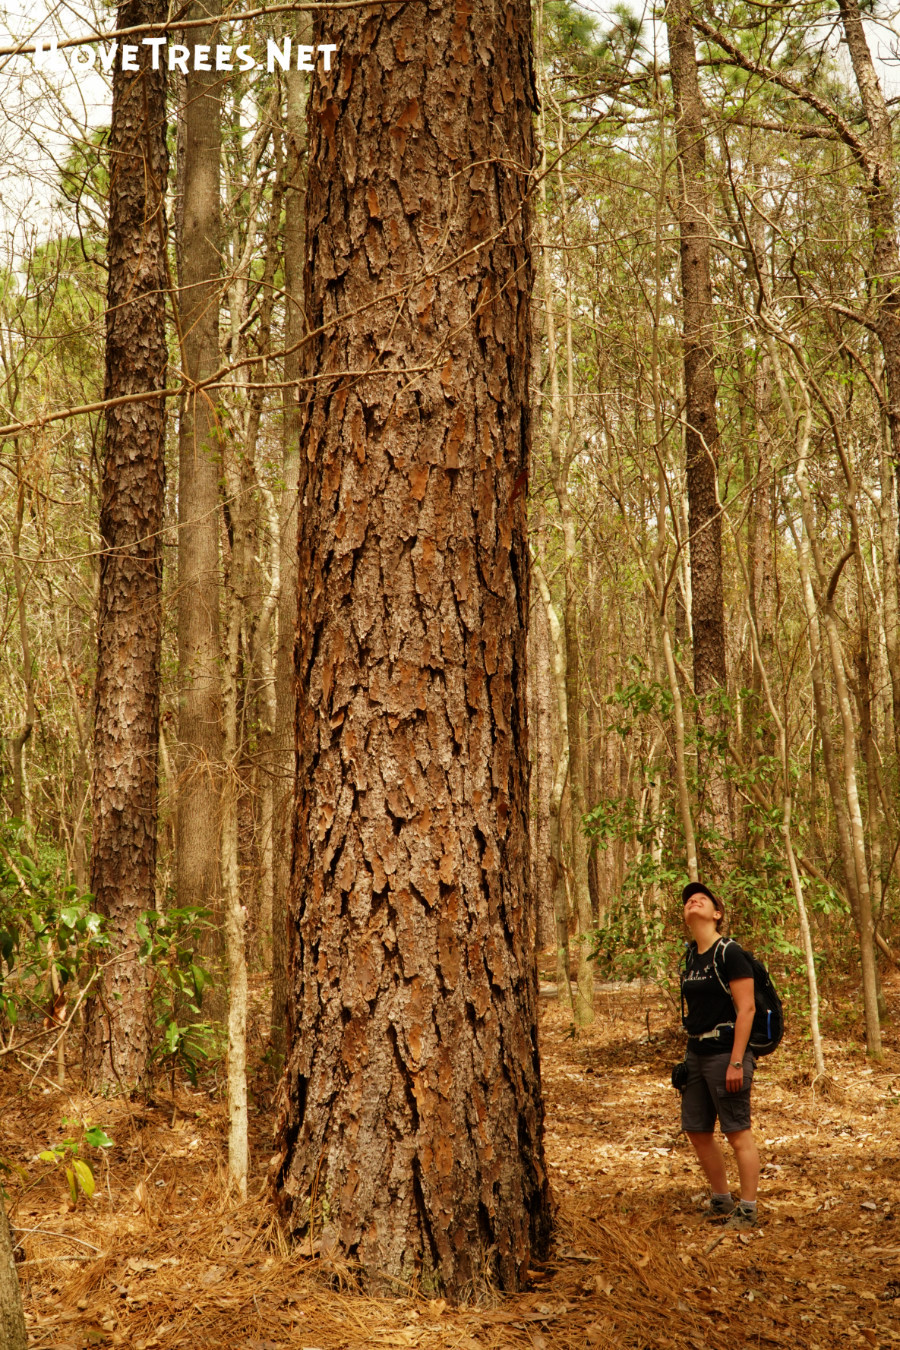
xmin=1 ymin=977 xmax=899 ymax=1350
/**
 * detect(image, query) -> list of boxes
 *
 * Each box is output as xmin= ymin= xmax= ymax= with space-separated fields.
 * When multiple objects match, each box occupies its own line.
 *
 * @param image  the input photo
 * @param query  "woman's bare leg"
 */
xmin=724 ymin=1129 xmax=759 ymax=1201
xmin=685 ymin=1130 xmax=730 ymax=1194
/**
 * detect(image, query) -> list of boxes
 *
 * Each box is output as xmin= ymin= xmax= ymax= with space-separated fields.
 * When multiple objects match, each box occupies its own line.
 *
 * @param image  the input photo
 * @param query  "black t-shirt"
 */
xmin=681 ymin=938 xmax=754 ymax=1056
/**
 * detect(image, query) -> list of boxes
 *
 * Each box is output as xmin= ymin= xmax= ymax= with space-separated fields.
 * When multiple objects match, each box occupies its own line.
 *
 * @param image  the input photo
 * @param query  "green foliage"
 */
xmin=606 ymin=672 xmax=675 ymax=732
xmin=590 ymin=899 xmax=688 ymax=993
xmin=580 ymin=672 xmax=840 ymax=1015
xmin=58 ymin=130 xmax=109 ymax=243
xmin=0 ymin=820 xmax=106 ymax=1031
xmin=82 ymin=1127 xmax=114 ymax=1150
xmin=137 ymin=908 xmax=219 ymax=1085
xmin=543 ymin=0 xmax=600 ymax=56
xmin=0 ymin=825 xmax=221 ymax=1087
xmin=38 ymin=1120 xmax=113 ymax=1207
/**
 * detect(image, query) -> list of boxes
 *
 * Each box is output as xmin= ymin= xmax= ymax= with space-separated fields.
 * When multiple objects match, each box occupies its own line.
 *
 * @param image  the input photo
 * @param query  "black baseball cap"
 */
xmin=682 ymin=882 xmax=717 ymax=904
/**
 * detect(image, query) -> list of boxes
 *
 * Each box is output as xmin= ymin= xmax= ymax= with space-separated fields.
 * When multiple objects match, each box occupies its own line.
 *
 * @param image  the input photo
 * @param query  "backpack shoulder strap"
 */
xmin=712 ymin=937 xmax=737 ymax=1007
xmin=680 ymin=942 xmax=691 ymax=1024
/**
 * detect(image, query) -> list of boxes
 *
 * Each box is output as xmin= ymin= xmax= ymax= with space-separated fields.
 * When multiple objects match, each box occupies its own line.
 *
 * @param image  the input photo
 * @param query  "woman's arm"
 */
xmin=726 ymin=977 xmax=755 ymax=1092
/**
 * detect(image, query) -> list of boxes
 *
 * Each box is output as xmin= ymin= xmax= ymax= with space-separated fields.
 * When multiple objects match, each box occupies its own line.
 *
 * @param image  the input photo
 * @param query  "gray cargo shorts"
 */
xmin=680 ymin=1048 xmax=756 ymax=1134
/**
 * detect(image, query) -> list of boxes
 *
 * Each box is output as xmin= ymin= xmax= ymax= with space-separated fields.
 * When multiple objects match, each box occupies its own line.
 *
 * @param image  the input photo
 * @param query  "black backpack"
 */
xmin=711 ymin=938 xmax=784 ymax=1056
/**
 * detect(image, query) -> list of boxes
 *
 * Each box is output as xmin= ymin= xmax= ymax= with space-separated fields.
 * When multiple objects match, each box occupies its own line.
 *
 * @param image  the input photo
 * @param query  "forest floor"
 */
xmin=2 ymin=969 xmax=900 ymax=1350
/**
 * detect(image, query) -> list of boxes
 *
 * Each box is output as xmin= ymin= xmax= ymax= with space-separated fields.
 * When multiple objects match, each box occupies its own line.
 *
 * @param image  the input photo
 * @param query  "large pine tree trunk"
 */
xmin=175 ymin=2 xmax=224 ymax=950
xmin=272 ymin=0 xmax=550 ymax=1296
xmin=666 ymin=0 xmax=728 ymax=840
xmin=83 ymin=0 xmax=168 ymax=1089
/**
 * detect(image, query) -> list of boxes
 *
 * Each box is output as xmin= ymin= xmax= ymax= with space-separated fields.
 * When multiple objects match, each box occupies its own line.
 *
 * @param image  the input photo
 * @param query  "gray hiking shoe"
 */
xmin=703 ymin=1195 xmax=735 ymax=1222
xmin=723 ymin=1202 xmax=757 ymax=1230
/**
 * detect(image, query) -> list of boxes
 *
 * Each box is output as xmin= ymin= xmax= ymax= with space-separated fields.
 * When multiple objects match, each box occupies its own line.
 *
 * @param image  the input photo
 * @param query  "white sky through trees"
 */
xmin=0 ymin=0 xmax=109 ymax=251
xmin=3 ymin=0 xmax=900 ymax=251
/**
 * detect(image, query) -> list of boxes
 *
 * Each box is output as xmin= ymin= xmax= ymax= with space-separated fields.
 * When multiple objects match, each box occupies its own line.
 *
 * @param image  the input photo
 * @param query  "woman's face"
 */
xmin=683 ymin=891 xmax=721 ymax=927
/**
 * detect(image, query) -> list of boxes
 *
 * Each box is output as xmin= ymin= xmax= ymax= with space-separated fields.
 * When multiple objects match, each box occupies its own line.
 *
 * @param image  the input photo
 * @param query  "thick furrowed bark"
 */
xmin=273 ymin=0 xmax=550 ymax=1298
xmin=83 ymin=0 xmax=168 ymax=1090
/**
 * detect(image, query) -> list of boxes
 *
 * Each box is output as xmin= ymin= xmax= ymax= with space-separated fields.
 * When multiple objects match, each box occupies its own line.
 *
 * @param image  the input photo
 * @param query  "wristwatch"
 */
xmin=730 ymin=1060 xmax=742 ymax=1068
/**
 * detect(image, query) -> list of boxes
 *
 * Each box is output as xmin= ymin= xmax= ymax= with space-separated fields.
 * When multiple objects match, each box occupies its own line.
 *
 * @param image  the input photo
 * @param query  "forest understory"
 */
xmin=2 ymin=976 xmax=899 ymax=1350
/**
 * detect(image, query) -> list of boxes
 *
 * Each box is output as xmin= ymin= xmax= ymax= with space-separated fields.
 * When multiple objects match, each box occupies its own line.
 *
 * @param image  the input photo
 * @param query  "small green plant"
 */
xmin=38 ymin=1122 xmax=114 ymax=1207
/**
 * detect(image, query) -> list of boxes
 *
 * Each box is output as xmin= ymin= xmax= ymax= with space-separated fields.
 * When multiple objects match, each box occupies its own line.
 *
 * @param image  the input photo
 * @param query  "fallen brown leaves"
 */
xmin=1 ymin=974 xmax=899 ymax=1350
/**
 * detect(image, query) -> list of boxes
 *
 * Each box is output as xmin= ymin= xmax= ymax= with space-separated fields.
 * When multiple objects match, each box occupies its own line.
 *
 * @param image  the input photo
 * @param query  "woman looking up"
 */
xmin=679 ymin=881 xmax=761 ymax=1228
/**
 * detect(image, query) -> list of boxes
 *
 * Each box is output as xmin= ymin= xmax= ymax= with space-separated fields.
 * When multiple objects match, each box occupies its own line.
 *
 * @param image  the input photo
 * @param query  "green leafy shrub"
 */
xmin=0 ymin=820 xmax=106 ymax=1033
xmin=137 ymin=907 xmax=219 ymax=1088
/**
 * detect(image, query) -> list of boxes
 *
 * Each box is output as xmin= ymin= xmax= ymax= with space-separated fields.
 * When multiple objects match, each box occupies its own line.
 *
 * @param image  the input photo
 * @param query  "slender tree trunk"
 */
xmin=647 ymin=744 xmax=664 ymax=919
xmin=220 ymin=232 xmax=281 ymax=1198
xmin=773 ymin=384 xmax=860 ymax=920
xmin=784 ymin=795 xmax=826 ymax=1079
xmin=839 ymin=0 xmax=900 ymax=783
xmin=666 ymin=0 xmax=728 ymax=842
xmin=222 ymin=544 xmax=249 ymax=1197
xmin=529 ymin=591 xmax=555 ymax=950
xmin=563 ymin=552 xmax=593 ymax=1025
xmin=839 ymin=0 xmax=900 ymax=501
xmin=270 ymin=51 xmax=307 ymax=1062
xmin=659 ymin=613 xmax=698 ymax=881
xmin=645 ymin=85 xmax=697 ymax=885
xmin=215 ymin=89 xmax=284 ymax=1177
xmin=175 ymin=1 xmax=224 ymax=951
xmin=793 ymin=402 xmax=882 ymax=1058
xmin=538 ymin=86 xmax=592 ymax=1024
xmin=533 ymin=557 xmax=572 ymax=1007
xmin=877 ymin=425 xmax=900 ymax=763
xmin=256 ymin=481 xmax=280 ymax=972
xmin=9 ymin=463 xmax=35 ymax=839
xmin=803 ymin=590 xmax=860 ymax=922
xmin=736 ymin=513 xmax=827 ymax=1080
xmin=749 ymin=343 xmax=775 ymax=748
xmin=0 ymin=1203 xmax=26 ymax=1350
xmin=83 ymin=0 xmax=168 ymax=1089
xmin=272 ymin=0 xmax=550 ymax=1295
xmin=240 ymin=168 xmax=285 ymax=975
xmin=46 ymin=581 xmax=91 ymax=889
xmin=854 ymin=546 xmax=889 ymax=1023
xmin=586 ymin=566 xmax=602 ymax=923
